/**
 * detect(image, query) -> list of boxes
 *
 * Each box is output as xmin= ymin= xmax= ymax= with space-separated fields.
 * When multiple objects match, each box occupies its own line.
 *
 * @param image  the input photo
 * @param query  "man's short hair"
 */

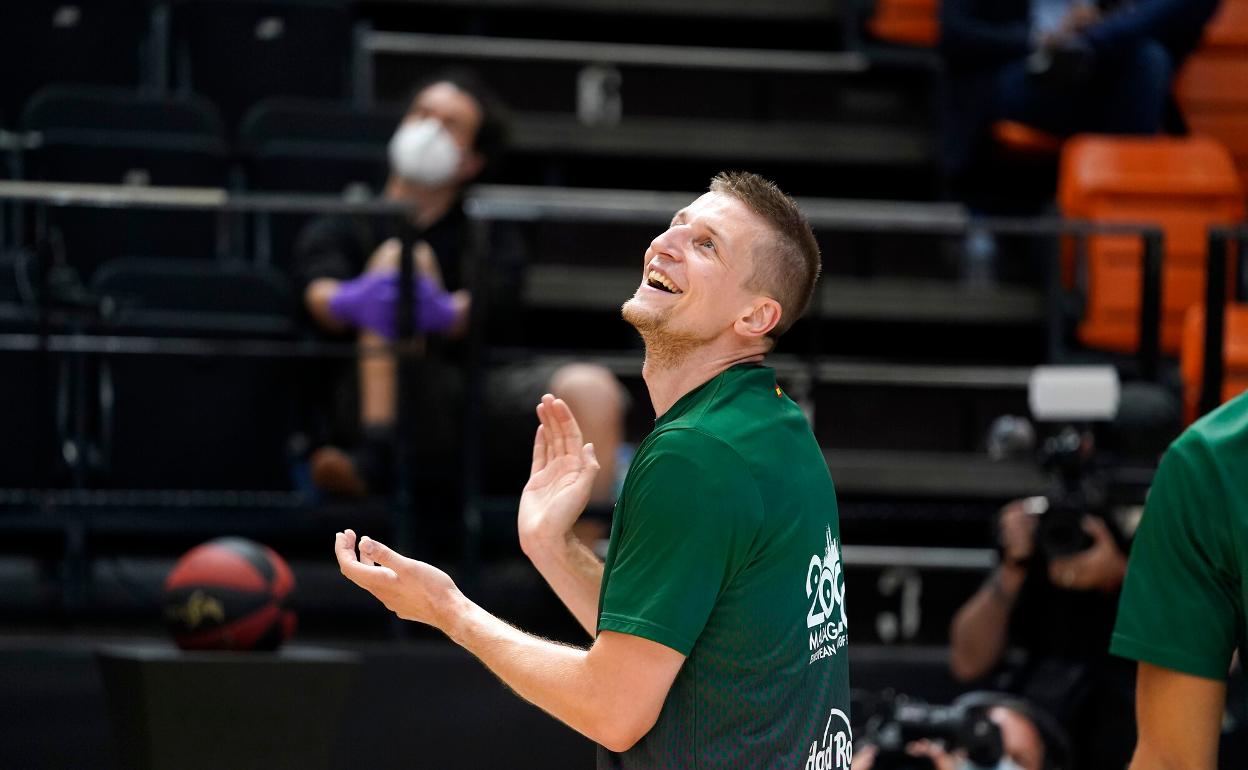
xmin=407 ymin=68 xmax=511 ymax=176
xmin=709 ymin=171 xmax=821 ymax=339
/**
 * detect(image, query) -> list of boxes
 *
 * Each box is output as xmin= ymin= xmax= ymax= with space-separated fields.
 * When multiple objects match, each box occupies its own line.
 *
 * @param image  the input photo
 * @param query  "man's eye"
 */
xmin=701 ymin=240 xmax=715 ymax=250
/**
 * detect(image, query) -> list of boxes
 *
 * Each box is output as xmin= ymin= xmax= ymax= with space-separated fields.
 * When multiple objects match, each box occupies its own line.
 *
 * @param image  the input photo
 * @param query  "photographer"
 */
xmin=947 ymin=497 xmax=1134 ymax=769
xmin=853 ymin=694 xmax=1057 ymax=770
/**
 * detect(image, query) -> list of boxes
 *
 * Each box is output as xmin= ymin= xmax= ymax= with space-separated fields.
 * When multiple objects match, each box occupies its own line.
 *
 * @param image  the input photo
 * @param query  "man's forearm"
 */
xmin=522 ymin=533 xmax=604 ymax=637
xmin=305 ymin=278 xmax=349 ymax=333
xmin=443 ymin=597 xmax=630 ymax=751
xmin=1129 ymin=752 xmax=1213 ymax=770
xmin=948 ymin=566 xmax=1022 ymax=681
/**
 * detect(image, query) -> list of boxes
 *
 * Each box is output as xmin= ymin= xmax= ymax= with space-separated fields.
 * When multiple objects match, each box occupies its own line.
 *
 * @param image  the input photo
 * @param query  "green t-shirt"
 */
xmin=597 ymin=364 xmax=850 ymax=769
xmin=1111 ymin=390 xmax=1248 ymax=681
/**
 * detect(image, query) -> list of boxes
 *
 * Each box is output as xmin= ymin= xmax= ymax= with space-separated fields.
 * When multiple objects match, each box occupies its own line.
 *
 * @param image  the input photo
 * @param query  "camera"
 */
xmin=988 ymin=367 xmax=1122 ymax=560
xmin=860 ymin=694 xmax=1004 ymax=770
xmin=1033 ymin=424 xmax=1107 ymax=559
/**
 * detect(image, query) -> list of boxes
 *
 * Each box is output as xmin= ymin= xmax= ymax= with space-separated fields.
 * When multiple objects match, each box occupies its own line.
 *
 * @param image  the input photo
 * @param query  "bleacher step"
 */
xmin=524 ymin=264 xmax=1044 ymax=324
xmin=826 ymin=449 xmax=1047 ymax=498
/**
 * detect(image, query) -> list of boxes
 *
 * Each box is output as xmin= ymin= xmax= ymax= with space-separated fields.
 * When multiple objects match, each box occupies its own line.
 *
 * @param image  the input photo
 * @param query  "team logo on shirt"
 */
xmin=803 ymin=707 xmax=852 ymax=770
xmin=806 ymin=526 xmax=848 ymax=664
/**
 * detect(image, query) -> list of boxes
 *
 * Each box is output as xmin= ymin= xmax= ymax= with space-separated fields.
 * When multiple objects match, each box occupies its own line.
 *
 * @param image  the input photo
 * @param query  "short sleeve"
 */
xmin=597 ymin=429 xmax=762 ymax=656
xmin=291 ymin=216 xmax=368 ymax=295
xmin=1111 ymin=437 xmax=1243 ymax=680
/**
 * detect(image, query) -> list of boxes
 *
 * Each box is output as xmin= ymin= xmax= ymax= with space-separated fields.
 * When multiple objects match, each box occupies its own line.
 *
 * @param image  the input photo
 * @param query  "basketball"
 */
xmin=163 ymin=537 xmax=297 ymax=651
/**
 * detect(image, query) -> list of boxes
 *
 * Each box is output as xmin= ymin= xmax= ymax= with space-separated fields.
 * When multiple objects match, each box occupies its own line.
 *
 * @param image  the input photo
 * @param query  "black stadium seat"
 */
xmin=239 ymin=98 xmax=402 ymax=266
xmin=0 ymin=0 xmax=149 ymax=129
xmin=169 ymin=0 xmax=354 ymax=130
xmin=20 ymin=86 xmax=229 ymax=278
xmin=240 ymin=98 xmax=400 ymax=195
xmin=0 ymin=252 xmax=60 ymax=491
xmin=89 ymin=258 xmax=299 ymax=491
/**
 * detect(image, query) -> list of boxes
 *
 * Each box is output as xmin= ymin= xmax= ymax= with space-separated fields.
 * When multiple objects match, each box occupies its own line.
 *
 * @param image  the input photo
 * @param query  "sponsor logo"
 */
xmin=804 ymin=707 xmax=852 ymax=770
xmin=165 ymin=589 xmax=225 ymax=629
xmin=806 ymin=526 xmax=848 ymax=664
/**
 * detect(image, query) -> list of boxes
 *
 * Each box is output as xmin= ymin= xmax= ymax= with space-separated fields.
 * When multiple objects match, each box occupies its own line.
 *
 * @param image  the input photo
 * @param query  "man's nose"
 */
xmin=649 ymin=225 xmax=685 ymax=259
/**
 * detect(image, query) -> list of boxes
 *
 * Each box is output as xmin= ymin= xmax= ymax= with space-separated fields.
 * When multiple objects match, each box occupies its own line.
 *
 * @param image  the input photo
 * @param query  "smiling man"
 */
xmin=336 ymin=172 xmax=848 ymax=768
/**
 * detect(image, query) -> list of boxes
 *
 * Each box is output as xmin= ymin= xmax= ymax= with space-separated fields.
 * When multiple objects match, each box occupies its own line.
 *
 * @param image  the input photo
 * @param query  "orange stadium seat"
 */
xmin=1058 ymin=136 xmax=1245 ymax=355
xmin=1197 ymin=0 xmax=1248 ymax=52
xmin=1176 ymin=5 xmax=1248 ymax=199
xmin=865 ymin=2 xmax=1063 ymax=158
xmin=1180 ymin=303 xmax=1248 ymax=423
xmin=867 ymin=0 xmax=940 ymax=47
xmin=992 ymin=120 xmax=1064 ymax=157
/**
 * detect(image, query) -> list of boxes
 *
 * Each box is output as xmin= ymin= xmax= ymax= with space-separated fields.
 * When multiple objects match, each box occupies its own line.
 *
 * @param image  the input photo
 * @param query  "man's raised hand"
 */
xmin=334 ymin=529 xmax=462 ymax=627
xmin=517 ymin=394 xmax=601 ymax=556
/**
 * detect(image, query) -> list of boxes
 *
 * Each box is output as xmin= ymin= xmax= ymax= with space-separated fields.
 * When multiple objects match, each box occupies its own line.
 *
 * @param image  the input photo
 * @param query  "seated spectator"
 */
xmin=947 ymin=497 xmax=1134 ymax=769
xmin=940 ymin=0 xmax=1220 ymax=207
xmin=294 ymin=70 xmax=628 ymax=544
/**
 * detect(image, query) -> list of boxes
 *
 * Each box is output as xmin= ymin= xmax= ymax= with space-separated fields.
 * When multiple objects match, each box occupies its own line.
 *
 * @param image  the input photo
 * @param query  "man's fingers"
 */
xmin=359 ymin=536 xmax=403 ymax=569
xmin=538 ymin=393 xmax=567 ymax=457
xmin=335 ymin=530 xmax=358 ymax=566
xmin=335 ymin=530 xmax=399 ymax=589
xmin=531 ymin=424 xmax=548 ymax=475
xmin=339 ymin=555 xmax=397 ymax=591
xmin=552 ymin=398 xmax=584 ymax=450
xmin=544 ymin=393 xmax=568 ymax=455
xmin=582 ymin=442 xmax=600 ymax=472
xmin=1082 ymin=515 xmax=1113 ymax=542
xmin=341 ymin=528 xmax=376 ymax=566
xmin=536 ymin=399 xmax=559 ymax=463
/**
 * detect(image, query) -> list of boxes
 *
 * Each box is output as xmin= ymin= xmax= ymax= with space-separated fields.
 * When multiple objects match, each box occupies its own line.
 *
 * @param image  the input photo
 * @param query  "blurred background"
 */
xmin=0 ymin=0 xmax=1246 ymax=767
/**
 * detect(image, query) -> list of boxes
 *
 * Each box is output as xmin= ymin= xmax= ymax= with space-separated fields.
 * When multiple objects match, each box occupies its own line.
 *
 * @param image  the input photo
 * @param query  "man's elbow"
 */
xmin=594 ymin=710 xmax=660 ymax=753
xmin=948 ymin=648 xmax=991 ymax=683
xmin=1129 ymin=743 xmax=1204 ymax=770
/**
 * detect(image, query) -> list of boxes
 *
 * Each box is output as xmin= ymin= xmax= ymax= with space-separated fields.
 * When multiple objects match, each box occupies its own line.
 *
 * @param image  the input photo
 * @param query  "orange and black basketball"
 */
xmin=163 ymin=537 xmax=296 ymax=651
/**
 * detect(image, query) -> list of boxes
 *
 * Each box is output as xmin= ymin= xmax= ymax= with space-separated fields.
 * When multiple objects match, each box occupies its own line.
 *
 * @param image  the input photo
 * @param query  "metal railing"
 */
xmin=1200 ymin=224 xmax=1248 ymax=417
xmin=0 ymin=180 xmax=1171 ymax=607
xmin=362 ymin=31 xmax=869 ymax=74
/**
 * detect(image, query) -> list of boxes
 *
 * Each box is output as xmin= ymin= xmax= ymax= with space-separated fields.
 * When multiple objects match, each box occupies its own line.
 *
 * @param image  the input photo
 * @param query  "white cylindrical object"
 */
xmin=1028 ymin=365 xmax=1120 ymax=421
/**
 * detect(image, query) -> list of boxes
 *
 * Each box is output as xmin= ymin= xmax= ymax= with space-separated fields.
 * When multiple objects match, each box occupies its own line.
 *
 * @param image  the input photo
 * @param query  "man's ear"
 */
xmin=734 ymin=297 xmax=782 ymax=340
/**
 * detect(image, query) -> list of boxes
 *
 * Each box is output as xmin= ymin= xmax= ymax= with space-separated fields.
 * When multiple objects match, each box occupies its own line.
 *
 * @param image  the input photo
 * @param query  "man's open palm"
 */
xmin=518 ymin=395 xmax=600 ymax=549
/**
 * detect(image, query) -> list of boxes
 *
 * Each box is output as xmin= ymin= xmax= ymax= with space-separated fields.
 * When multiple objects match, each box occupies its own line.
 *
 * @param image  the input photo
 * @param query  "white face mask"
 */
xmin=388 ymin=118 xmax=462 ymax=187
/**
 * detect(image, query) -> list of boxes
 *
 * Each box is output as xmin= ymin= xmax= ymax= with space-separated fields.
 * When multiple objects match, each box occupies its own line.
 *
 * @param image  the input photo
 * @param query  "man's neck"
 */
xmin=386 ymin=177 xmax=459 ymax=227
xmin=642 ymin=341 xmax=768 ymax=419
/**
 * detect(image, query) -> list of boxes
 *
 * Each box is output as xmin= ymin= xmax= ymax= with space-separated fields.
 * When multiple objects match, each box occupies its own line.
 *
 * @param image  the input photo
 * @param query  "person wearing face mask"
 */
xmin=853 ymin=695 xmax=1067 ymax=770
xmin=292 ymin=71 xmax=628 ymax=548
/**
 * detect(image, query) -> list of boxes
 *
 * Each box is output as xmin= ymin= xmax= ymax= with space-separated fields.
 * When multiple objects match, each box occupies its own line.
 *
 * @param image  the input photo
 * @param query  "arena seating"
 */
xmin=360 ymin=25 xmax=937 ymax=196
xmin=0 ymin=0 xmax=1234 ymax=666
xmin=167 ymin=0 xmax=355 ymax=130
xmin=20 ymin=86 xmax=230 ymax=277
xmin=238 ymin=97 xmax=401 ymax=266
xmin=867 ymin=0 xmax=940 ymax=47
xmin=863 ymin=0 xmax=1071 ymax=161
xmin=1181 ymin=303 xmax=1248 ymax=424
xmin=1176 ymin=0 xmax=1248 ymax=197
xmin=0 ymin=0 xmax=150 ymax=129
xmin=9 ymin=3 xmax=1248 ymax=766
xmin=88 ymin=258 xmax=299 ymax=491
xmin=1058 ymin=135 xmax=1245 ymax=356
xmin=0 ymin=253 xmax=54 ymax=492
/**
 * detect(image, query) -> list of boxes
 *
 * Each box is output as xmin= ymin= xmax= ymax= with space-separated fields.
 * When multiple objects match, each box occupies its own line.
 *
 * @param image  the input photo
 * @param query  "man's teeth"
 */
xmin=647 ymin=270 xmax=681 ymax=294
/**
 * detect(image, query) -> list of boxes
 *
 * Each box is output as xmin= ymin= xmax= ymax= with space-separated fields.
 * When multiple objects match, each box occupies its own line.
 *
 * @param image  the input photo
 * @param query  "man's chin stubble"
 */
xmin=621 ymin=298 xmax=706 ymax=370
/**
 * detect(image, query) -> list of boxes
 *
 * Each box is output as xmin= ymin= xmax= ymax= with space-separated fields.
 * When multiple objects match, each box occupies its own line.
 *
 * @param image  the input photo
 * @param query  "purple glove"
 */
xmin=328 ymin=271 xmax=458 ymax=339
